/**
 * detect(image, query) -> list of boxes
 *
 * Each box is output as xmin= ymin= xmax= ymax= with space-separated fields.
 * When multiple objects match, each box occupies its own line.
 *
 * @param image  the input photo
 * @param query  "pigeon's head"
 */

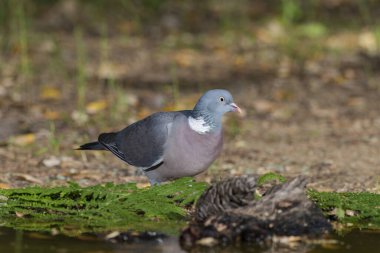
xmin=193 ymin=89 xmax=241 ymax=119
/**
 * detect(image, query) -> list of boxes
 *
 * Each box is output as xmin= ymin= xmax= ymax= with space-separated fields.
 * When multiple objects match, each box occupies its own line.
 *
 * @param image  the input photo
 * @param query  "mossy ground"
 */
xmin=0 ymin=174 xmax=379 ymax=237
xmin=309 ymin=190 xmax=380 ymax=230
xmin=0 ymin=178 xmax=208 ymax=236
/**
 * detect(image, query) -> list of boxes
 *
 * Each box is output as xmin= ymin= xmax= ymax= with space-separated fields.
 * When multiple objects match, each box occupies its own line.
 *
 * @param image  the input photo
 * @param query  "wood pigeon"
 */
xmin=78 ymin=89 xmax=241 ymax=185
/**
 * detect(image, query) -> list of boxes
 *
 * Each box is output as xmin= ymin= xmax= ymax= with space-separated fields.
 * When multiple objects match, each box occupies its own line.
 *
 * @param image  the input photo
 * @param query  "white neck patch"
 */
xmin=188 ymin=116 xmax=211 ymax=134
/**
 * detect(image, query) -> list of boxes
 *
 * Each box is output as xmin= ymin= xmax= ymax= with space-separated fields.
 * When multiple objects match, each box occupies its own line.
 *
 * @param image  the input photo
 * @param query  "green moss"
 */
xmin=1 ymin=174 xmax=380 ymax=237
xmin=308 ymin=190 xmax=380 ymax=229
xmin=0 ymin=178 xmax=208 ymax=236
xmin=257 ymin=172 xmax=287 ymax=186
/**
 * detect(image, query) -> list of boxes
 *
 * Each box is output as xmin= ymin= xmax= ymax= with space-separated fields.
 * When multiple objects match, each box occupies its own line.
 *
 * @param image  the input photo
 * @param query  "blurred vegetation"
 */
xmin=1 ymin=0 xmax=379 ymax=86
xmin=1 ymin=0 xmax=380 ymax=34
xmin=1 ymin=0 xmax=379 ymax=73
xmin=1 ymin=0 xmax=379 ymax=75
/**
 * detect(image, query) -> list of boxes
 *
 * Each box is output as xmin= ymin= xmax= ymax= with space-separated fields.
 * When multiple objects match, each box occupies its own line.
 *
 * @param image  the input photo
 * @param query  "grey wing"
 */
xmin=98 ymin=111 xmax=188 ymax=169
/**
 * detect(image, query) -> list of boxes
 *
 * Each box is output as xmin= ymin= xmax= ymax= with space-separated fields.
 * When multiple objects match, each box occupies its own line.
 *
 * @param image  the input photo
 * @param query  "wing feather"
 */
xmin=98 ymin=111 xmax=190 ymax=168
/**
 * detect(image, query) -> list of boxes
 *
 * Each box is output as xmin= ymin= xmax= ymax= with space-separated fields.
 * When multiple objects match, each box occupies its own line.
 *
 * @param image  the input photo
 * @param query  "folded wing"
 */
xmin=98 ymin=111 xmax=189 ymax=169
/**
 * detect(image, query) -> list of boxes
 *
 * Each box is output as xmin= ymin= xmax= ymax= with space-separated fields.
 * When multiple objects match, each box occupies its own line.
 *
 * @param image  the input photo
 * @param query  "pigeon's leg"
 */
xmin=149 ymin=179 xmax=160 ymax=186
xmin=134 ymin=168 xmax=145 ymax=176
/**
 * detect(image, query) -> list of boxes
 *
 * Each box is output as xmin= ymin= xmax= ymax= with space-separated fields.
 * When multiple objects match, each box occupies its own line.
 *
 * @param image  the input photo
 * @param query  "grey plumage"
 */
xmin=78 ymin=89 xmax=241 ymax=185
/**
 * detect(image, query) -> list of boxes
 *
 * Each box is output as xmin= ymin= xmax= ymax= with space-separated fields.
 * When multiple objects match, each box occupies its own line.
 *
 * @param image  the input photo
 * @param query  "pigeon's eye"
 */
xmin=219 ymin=97 xmax=225 ymax=102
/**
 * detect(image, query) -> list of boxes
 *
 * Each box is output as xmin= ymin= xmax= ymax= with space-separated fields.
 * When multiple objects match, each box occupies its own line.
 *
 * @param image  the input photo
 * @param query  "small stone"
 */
xmin=42 ymin=156 xmax=61 ymax=167
xmin=345 ymin=210 xmax=356 ymax=217
xmin=71 ymin=110 xmax=89 ymax=125
xmin=196 ymin=237 xmax=218 ymax=247
xmin=105 ymin=231 xmax=120 ymax=240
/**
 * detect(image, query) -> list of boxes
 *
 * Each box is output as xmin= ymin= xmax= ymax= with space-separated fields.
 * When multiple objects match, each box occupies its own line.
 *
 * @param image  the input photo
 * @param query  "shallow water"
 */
xmin=0 ymin=227 xmax=379 ymax=253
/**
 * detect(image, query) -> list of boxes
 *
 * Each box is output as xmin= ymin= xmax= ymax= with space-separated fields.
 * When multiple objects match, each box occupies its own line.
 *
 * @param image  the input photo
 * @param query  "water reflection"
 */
xmin=0 ymin=227 xmax=379 ymax=253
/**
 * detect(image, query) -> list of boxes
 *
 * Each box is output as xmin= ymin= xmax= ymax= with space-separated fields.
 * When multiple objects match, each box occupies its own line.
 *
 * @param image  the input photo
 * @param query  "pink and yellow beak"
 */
xmin=230 ymin=103 xmax=242 ymax=113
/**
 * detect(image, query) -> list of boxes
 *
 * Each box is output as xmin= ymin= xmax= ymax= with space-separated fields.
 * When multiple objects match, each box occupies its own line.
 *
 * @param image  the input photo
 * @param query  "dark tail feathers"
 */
xmin=77 ymin=141 xmax=105 ymax=150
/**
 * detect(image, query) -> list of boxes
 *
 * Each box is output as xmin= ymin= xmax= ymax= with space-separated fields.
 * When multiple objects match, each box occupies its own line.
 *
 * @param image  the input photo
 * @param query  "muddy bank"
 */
xmin=181 ymin=176 xmax=331 ymax=248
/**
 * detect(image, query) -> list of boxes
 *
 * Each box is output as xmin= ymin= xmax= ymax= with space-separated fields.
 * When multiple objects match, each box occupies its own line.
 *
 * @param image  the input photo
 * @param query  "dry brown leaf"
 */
xmin=86 ymin=100 xmax=108 ymax=114
xmin=10 ymin=133 xmax=36 ymax=146
xmin=40 ymin=87 xmax=61 ymax=100
xmin=174 ymin=49 xmax=198 ymax=67
xmin=137 ymin=107 xmax=154 ymax=119
xmin=43 ymin=110 xmax=61 ymax=120
xmin=0 ymin=183 xmax=10 ymax=189
xmin=233 ymin=55 xmax=245 ymax=68
xmin=136 ymin=182 xmax=151 ymax=188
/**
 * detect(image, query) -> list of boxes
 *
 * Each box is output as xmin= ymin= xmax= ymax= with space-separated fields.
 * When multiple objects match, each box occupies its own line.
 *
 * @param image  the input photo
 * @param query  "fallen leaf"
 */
xmin=40 ymin=87 xmax=61 ymax=100
xmin=136 ymin=182 xmax=151 ymax=188
xmin=174 ymin=49 xmax=198 ymax=67
xmin=233 ymin=55 xmax=245 ymax=68
xmin=136 ymin=107 xmax=153 ymax=119
xmin=86 ymin=100 xmax=108 ymax=114
xmin=10 ymin=133 xmax=36 ymax=146
xmin=0 ymin=183 xmax=10 ymax=189
xmin=43 ymin=110 xmax=61 ymax=120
